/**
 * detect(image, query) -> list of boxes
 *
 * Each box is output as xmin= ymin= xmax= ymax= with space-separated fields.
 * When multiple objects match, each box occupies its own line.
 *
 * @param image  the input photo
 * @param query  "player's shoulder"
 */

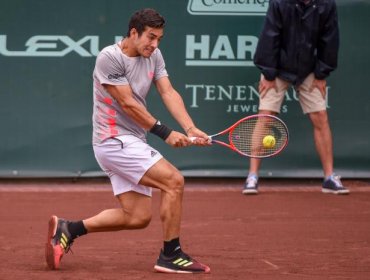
xmin=96 ymin=44 xmax=120 ymax=60
xmin=150 ymin=48 xmax=165 ymax=62
xmin=95 ymin=44 xmax=123 ymax=68
xmin=152 ymin=48 xmax=163 ymax=57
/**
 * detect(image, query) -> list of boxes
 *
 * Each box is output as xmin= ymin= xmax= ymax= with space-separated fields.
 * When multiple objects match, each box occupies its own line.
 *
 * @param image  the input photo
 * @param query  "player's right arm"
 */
xmin=104 ymin=84 xmax=156 ymax=131
xmin=103 ymin=84 xmax=192 ymax=148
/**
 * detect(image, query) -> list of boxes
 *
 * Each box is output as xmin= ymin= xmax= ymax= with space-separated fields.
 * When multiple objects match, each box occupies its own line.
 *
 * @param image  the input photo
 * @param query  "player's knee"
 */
xmin=171 ymin=172 xmax=185 ymax=194
xmin=136 ymin=212 xmax=152 ymax=228
xmin=129 ymin=211 xmax=152 ymax=229
xmin=165 ymin=172 xmax=184 ymax=200
xmin=310 ymin=111 xmax=329 ymax=129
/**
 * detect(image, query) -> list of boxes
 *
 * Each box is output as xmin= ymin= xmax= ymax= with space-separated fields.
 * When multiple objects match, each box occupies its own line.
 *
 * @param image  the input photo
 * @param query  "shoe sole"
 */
xmin=242 ymin=189 xmax=258 ymax=195
xmin=154 ymin=264 xmax=211 ymax=274
xmin=322 ymin=189 xmax=350 ymax=195
xmin=45 ymin=215 xmax=64 ymax=270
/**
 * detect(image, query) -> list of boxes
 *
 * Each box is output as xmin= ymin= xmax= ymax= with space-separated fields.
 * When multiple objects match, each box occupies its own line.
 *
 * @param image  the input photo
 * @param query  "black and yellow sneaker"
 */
xmin=154 ymin=250 xmax=210 ymax=274
xmin=45 ymin=215 xmax=74 ymax=270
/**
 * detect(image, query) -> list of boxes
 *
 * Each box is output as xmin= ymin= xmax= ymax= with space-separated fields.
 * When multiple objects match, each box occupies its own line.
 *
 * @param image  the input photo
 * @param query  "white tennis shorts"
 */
xmin=93 ymin=135 xmax=163 ymax=197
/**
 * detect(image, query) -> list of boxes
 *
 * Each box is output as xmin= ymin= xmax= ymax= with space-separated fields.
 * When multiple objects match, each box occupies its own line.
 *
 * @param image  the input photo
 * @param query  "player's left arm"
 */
xmin=154 ymin=76 xmax=209 ymax=144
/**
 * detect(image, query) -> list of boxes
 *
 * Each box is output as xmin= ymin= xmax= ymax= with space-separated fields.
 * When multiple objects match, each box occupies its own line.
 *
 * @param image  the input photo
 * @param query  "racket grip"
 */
xmin=189 ymin=136 xmax=212 ymax=143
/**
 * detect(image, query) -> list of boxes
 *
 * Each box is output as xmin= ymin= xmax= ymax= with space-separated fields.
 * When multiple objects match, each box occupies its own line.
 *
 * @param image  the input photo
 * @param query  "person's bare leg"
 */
xmin=83 ymin=191 xmax=152 ymax=232
xmin=139 ymin=158 xmax=210 ymax=273
xmin=139 ymin=158 xmax=184 ymax=241
xmin=83 ymin=158 xmax=183 ymax=239
xmin=79 ymin=158 xmax=182 ymax=239
xmin=74 ymin=158 xmax=182 ymax=242
xmin=46 ymin=192 xmax=152 ymax=270
xmin=308 ymin=110 xmax=334 ymax=177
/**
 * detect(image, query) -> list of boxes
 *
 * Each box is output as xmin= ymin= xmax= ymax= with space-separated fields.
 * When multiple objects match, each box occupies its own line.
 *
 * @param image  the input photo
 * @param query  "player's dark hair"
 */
xmin=127 ymin=8 xmax=165 ymax=37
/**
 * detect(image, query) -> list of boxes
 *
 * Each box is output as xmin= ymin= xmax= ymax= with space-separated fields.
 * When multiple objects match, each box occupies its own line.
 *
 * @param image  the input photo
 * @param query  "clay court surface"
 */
xmin=1 ymin=178 xmax=370 ymax=280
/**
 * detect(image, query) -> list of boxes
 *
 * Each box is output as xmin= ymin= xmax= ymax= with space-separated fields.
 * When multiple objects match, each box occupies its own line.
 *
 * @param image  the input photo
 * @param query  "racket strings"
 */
xmin=230 ymin=116 xmax=288 ymax=157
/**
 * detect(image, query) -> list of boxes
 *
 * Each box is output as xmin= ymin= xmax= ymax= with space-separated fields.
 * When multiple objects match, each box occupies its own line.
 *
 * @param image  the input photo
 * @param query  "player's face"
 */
xmin=134 ymin=27 xmax=163 ymax=58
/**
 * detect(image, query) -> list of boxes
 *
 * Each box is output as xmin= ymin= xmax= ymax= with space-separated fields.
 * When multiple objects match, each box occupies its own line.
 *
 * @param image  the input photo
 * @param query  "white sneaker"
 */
xmin=242 ymin=176 xmax=258 ymax=195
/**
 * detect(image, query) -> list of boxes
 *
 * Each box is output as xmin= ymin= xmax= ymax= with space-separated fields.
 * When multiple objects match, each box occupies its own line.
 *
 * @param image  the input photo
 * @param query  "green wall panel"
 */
xmin=0 ymin=0 xmax=369 ymax=178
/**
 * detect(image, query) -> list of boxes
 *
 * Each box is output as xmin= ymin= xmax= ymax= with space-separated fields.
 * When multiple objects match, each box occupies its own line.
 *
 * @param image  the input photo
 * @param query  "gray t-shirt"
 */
xmin=92 ymin=43 xmax=168 ymax=144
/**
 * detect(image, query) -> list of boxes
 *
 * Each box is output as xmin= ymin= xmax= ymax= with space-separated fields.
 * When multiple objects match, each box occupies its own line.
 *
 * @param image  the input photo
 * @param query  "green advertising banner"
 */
xmin=0 ymin=0 xmax=369 ymax=178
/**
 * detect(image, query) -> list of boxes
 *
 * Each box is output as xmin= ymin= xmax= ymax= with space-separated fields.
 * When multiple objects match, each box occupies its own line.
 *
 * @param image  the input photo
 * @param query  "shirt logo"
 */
xmin=108 ymin=73 xmax=125 ymax=80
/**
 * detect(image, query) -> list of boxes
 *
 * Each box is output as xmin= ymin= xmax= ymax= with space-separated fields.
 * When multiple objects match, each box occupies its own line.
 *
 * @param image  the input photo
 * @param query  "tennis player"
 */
xmin=45 ymin=8 xmax=210 ymax=274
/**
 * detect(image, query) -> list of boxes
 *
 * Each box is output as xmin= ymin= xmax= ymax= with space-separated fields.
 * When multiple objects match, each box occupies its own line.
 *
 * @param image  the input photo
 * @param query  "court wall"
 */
xmin=0 ymin=0 xmax=369 ymax=178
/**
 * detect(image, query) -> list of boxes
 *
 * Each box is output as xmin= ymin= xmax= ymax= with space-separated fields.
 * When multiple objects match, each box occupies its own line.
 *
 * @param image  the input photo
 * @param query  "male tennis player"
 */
xmin=243 ymin=0 xmax=349 ymax=195
xmin=45 ymin=8 xmax=210 ymax=273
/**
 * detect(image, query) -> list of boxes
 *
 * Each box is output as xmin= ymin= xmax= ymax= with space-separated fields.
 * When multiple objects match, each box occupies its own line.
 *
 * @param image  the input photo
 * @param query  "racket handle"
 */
xmin=189 ymin=136 xmax=212 ymax=143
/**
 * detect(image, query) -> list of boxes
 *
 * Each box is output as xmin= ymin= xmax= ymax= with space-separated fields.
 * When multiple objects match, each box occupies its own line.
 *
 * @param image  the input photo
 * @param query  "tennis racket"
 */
xmin=192 ymin=114 xmax=289 ymax=158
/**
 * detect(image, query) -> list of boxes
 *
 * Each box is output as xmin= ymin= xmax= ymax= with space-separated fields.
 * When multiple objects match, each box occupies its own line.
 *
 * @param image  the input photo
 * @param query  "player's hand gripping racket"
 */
xmin=191 ymin=114 xmax=289 ymax=158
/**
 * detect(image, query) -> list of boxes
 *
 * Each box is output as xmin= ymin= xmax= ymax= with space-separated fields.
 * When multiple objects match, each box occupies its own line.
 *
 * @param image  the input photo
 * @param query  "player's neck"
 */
xmin=119 ymin=38 xmax=139 ymax=57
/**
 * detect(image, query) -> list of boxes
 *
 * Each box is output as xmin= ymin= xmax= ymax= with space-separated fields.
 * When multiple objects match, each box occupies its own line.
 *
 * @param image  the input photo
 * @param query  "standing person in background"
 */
xmin=243 ymin=0 xmax=349 ymax=195
xmin=46 ymin=8 xmax=211 ymax=273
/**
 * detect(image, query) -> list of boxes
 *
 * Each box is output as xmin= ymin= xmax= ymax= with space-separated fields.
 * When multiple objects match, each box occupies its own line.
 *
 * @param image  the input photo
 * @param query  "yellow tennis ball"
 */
xmin=263 ymin=135 xmax=276 ymax=148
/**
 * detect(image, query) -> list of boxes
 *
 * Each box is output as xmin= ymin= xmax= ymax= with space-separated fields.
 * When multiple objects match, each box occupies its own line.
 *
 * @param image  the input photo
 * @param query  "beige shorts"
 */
xmin=259 ymin=73 xmax=327 ymax=114
xmin=93 ymin=135 xmax=163 ymax=197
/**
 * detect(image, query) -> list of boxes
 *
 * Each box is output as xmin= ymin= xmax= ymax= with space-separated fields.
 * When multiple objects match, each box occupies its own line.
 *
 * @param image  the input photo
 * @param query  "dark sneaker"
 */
xmin=45 ymin=216 xmax=74 ymax=269
xmin=154 ymin=250 xmax=210 ymax=274
xmin=322 ymin=174 xmax=349 ymax=195
xmin=242 ymin=175 xmax=258 ymax=195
